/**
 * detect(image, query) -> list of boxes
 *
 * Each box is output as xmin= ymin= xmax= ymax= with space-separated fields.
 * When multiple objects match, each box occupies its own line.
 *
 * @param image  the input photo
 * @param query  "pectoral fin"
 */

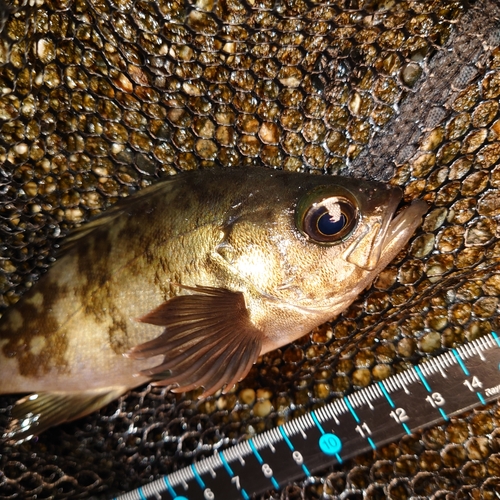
xmin=127 ymin=286 xmax=263 ymax=397
xmin=3 ymin=387 xmax=128 ymax=445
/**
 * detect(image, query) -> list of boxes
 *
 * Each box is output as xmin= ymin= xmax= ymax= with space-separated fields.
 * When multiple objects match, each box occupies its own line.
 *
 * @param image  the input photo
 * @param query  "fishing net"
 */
xmin=1 ymin=0 xmax=500 ymax=498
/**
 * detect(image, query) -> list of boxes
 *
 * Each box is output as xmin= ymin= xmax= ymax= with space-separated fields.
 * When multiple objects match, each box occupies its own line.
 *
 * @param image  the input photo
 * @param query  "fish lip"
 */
xmin=345 ymin=186 xmax=403 ymax=270
xmin=382 ymin=198 xmax=428 ymax=254
xmin=345 ymin=187 xmax=427 ymax=271
xmin=373 ymin=187 xmax=406 ymax=248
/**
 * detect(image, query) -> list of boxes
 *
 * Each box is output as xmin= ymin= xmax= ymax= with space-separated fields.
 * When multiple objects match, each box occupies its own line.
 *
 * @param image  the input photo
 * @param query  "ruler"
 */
xmin=115 ymin=332 xmax=500 ymax=500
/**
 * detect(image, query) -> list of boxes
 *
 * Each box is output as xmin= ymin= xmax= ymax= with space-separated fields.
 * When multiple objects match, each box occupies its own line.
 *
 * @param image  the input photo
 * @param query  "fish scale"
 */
xmin=0 ymin=0 xmax=500 ymax=498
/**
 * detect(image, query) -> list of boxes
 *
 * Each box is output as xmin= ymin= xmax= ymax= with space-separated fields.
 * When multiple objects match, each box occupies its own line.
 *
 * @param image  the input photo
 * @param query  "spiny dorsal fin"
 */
xmin=58 ymin=178 xmax=179 ymax=255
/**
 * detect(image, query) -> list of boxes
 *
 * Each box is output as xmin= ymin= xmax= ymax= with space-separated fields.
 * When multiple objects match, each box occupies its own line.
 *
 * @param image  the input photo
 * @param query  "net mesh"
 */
xmin=1 ymin=0 xmax=500 ymax=498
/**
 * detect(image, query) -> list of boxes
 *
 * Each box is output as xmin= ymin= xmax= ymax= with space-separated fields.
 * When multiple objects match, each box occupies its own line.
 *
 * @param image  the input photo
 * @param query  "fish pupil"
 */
xmin=317 ymin=210 xmax=347 ymax=236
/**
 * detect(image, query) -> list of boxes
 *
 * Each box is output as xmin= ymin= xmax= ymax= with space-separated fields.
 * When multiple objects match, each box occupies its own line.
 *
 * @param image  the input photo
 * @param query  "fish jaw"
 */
xmin=344 ymin=195 xmax=427 ymax=272
xmin=342 ymin=186 xmax=402 ymax=270
xmin=383 ymin=199 xmax=429 ymax=254
xmin=365 ymin=198 xmax=429 ymax=277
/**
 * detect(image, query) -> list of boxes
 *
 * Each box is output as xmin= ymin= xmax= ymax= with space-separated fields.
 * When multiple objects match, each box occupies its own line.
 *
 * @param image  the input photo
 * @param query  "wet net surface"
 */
xmin=0 ymin=0 xmax=500 ymax=498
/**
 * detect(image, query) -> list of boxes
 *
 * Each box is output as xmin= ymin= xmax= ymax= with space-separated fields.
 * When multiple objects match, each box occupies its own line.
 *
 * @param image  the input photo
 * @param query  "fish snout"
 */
xmin=343 ymin=186 xmax=419 ymax=271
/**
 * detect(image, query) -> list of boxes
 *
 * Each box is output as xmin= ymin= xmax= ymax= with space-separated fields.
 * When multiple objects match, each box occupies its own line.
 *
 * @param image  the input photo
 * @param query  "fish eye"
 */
xmin=297 ymin=196 xmax=358 ymax=244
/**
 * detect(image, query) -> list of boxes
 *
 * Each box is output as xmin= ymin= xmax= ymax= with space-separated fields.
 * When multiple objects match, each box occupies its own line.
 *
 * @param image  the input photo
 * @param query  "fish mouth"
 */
xmin=345 ymin=190 xmax=428 ymax=271
xmin=383 ymin=198 xmax=428 ymax=252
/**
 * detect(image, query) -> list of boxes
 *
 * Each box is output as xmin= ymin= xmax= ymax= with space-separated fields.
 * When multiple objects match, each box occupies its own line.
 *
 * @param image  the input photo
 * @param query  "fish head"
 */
xmin=216 ymin=170 xmax=427 ymax=344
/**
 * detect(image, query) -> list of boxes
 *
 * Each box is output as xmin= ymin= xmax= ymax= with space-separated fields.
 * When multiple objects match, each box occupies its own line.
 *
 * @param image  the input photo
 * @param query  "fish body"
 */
xmin=0 ymin=167 xmax=426 ymax=442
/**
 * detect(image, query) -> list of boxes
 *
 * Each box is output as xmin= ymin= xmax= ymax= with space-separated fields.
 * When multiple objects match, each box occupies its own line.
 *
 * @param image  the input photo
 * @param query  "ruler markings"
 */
xmin=343 ymin=396 xmax=360 ymax=423
xmin=453 ymin=348 xmax=469 ymax=375
xmin=163 ymin=476 xmax=178 ymax=499
xmin=325 ymin=403 xmax=340 ymax=425
xmin=366 ymin=385 xmax=378 ymax=407
xmin=309 ymin=410 xmax=325 ymax=433
xmin=190 ymin=464 xmax=205 ymax=490
xmin=330 ymin=400 xmax=343 ymax=423
xmin=114 ymin=332 xmax=500 ymax=500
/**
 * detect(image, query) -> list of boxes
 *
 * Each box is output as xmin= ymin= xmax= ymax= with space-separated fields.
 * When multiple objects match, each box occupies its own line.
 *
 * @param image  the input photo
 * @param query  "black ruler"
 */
xmin=114 ymin=332 xmax=500 ymax=500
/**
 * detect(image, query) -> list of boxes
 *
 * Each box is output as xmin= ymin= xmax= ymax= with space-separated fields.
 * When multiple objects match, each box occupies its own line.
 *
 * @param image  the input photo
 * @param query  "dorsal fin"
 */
xmin=58 ymin=178 xmax=179 ymax=255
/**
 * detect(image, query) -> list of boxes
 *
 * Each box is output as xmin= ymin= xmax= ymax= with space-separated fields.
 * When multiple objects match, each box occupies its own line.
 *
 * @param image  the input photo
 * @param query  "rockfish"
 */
xmin=0 ymin=167 xmax=426 ymax=442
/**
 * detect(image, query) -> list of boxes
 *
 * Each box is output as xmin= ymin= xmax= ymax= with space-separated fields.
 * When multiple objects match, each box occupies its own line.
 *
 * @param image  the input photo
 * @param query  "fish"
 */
xmin=0 ymin=167 xmax=426 ymax=443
